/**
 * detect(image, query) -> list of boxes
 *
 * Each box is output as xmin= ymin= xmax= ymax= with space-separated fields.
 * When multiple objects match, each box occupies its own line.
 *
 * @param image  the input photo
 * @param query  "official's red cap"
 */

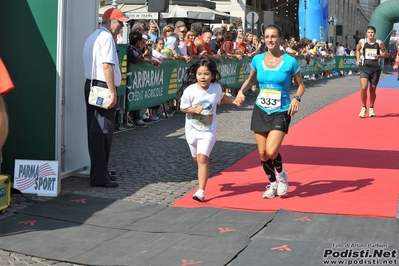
xmin=102 ymin=8 xmax=129 ymax=22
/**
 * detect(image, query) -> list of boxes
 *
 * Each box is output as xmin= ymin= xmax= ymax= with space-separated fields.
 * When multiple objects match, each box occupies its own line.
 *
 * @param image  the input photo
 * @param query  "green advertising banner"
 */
xmin=296 ymin=56 xmax=359 ymax=75
xmin=124 ymin=56 xmax=359 ymax=111
xmin=125 ymin=58 xmax=252 ymax=111
xmin=334 ymin=56 xmax=359 ymax=70
xmin=126 ymin=60 xmax=177 ymax=111
xmin=117 ymin=44 xmax=128 ymax=96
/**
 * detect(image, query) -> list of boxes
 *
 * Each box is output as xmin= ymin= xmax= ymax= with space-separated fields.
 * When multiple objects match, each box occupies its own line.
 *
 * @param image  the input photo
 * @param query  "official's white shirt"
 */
xmin=83 ymin=26 xmax=121 ymax=86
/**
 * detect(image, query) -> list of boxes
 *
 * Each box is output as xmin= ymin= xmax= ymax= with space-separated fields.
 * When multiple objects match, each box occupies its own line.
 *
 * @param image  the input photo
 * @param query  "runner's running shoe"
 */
xmin=192 ymin=189 xmax=205 ymax=202
xmin=369 ymin=107 xmax=376 ymax=117
xmin=276 ymin=170 xmax=289 ymax=196
xmin=358 ymin=107 xmax=367 ymax=118
xmin=262 ymin=184 xmax=277 ymax=199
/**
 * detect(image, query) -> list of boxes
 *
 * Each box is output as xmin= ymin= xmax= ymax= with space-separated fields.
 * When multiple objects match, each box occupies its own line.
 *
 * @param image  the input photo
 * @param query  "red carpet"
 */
xmin=173 ymin=89 xmax=399 ymax=218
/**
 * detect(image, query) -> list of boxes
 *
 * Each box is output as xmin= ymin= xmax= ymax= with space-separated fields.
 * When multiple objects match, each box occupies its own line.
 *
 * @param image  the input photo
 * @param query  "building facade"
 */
xmin=101 ymin=0 xmax=380 ymax=45
xmin=214 ymin=0 xmax=381 ymax=46
xmin=327 ymin=0 xmax=380 ymax=47
xmin=215 ymin=0 xmax=300 ymax=39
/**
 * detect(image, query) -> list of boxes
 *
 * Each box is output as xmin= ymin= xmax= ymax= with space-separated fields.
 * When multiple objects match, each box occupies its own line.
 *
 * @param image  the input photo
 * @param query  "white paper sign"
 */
xmin=14 ymin=160 xmax=60 ymax=197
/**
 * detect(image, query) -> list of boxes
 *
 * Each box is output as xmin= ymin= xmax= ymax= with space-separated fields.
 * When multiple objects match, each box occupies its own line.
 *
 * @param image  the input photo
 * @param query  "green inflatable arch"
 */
xmin=369 ymin=0 xmax=399 ymax=47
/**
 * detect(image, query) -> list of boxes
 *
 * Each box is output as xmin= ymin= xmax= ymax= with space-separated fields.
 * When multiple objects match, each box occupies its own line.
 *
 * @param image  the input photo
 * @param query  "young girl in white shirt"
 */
xmin=179 ymin=59 xmax=242 ymax=202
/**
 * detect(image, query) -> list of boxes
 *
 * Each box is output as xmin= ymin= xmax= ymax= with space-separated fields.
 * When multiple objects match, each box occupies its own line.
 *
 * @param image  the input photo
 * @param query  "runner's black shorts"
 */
xmin=359 ymin=66 xmax=381 ymax=85
xmin=250 ymin=104 xmax=291 ymax=134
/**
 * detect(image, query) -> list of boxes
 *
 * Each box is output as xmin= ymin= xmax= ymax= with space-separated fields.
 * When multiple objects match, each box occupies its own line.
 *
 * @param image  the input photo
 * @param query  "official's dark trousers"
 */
xmin=84 ymin=79 xmax=116 ymax=185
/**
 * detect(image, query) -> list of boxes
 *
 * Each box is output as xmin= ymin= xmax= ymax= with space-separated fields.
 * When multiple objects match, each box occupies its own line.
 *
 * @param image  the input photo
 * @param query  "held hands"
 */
xmin=234 ymin=90 xmax=246 ymax=106
xmin=232 ymin=99 xmax=243 ymax=107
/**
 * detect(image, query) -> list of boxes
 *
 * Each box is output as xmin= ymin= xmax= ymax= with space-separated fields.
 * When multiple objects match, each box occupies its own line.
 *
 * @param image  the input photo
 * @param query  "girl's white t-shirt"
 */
xmin=152 ymin=49 xmax=168 ymax=59
xmin=180 ymin=82 xmax=224 ymax=143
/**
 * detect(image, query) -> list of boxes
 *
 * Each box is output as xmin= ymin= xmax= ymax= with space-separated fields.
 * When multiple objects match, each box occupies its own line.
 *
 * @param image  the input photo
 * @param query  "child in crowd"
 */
xmin=179 ymin=59 xmax=242 ymax=202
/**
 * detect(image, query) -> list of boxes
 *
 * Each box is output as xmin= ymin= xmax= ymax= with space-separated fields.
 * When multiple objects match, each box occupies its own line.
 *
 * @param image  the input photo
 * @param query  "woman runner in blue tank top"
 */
xmin=235 ymin=24 xmax=305 ymax=199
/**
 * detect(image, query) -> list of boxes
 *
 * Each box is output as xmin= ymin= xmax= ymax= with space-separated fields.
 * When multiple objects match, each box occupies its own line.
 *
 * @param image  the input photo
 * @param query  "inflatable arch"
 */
xmin=298 ymin=0 xmax=329 ymax=42
xmin=368 ymin=0 xmax=399 ymax=47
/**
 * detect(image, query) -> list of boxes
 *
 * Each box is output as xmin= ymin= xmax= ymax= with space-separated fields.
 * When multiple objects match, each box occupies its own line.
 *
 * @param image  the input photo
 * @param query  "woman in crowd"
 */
xmin=249 ymin=34 xmax=261 ymax=57
xmin=163 ymin=32 xmax=191 ymax=62
xmin=186 ymin=30 xmax=207 ymax=59
xmin=245 ymin=32 xmax=255 ymax=55
xmin=162 ymin=24 xmax=175 ymax=42
xmin=235 ymin=24 xmax=305 ymax=199
xmin=235 ymin=34 xmax=247 ymax=57
xmin=285 ymin=40 xmax=299 ymax=56
xmin=221 ymin=31 xmax=242 ymax=60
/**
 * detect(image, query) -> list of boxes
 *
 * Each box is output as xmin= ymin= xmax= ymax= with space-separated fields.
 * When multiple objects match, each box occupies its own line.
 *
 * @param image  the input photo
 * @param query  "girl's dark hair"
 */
xmin=155 ymin=37 xmax=164 ymax=44
xmin=178 ymin=59 xmax=221 ymax=97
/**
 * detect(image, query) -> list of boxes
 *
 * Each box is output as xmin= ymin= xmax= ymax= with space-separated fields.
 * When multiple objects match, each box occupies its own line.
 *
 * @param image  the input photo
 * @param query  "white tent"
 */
xmin=164 ymin=5 xmax=231 ymax=20
xmin=99 ymin=4 xmax=232 ymax=21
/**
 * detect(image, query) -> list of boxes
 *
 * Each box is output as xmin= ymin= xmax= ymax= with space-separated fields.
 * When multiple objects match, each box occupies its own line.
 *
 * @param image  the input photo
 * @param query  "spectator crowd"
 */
xmin=116 ymin=18 xmax=373 ymax=128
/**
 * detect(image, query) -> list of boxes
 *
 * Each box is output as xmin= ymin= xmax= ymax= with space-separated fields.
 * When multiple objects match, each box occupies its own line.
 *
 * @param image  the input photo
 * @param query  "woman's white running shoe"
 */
xmin=262 ymin=184 xmax=277 ymax=199
xmin=192 ymin=189 xmax=205 ymax=202
xmin=276 ymin=170 xmax=289 ymax=196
